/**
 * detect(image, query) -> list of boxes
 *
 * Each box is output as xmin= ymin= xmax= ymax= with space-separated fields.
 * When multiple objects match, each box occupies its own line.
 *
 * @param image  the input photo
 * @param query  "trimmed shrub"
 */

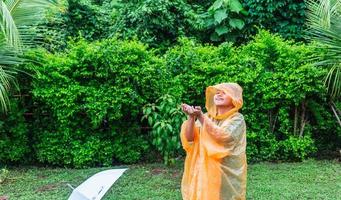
xmin=24 ymin=38 xmax=165 ymax=167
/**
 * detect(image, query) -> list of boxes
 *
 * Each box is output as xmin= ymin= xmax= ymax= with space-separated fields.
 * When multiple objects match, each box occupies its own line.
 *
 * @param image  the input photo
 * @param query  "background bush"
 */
xmin=0 ymin=101 xmax=29 ymax=163
xmin=41 ymin=0 xmax=309 ymax=52
xmin=142 ymin=94 xmax=187 ymax=164
xmin=111 ymin=0 xmax=200 ymax=49
xmin=40 ymin=0 xmax=116 ymax=51
xmin=21 ymin=38 xmax=165 ymax=167
xmin=0 ymin=30 xmax=339 ymax=167
xmin=163 ymin=30 xmax=337 ymax=162
xmin=240 ymin=0 xmax=306 ymax=41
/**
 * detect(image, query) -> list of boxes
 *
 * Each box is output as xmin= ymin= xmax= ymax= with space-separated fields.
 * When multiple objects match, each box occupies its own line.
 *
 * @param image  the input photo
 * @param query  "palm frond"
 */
xmin=0 ymin=1 xmax=22 ymax=50
xmin=325 ymin=64 xmax=341 ymax=99
xmin=0 ymin=64 xmax=18 ymax=112
xmin=305 ymin=0 xmax=341 ymax=99
xmin=8 ymin=0 xmax=58 ymax=25
xmin=0 ymin=0 xmax=58 ymax=50
xmin=0 ymin=41 xmax=20 ymax=112
xmin=0 ymin=0 xmax=58 ymax=112
xmin=0 ymin=42 xmax=23 ymax=65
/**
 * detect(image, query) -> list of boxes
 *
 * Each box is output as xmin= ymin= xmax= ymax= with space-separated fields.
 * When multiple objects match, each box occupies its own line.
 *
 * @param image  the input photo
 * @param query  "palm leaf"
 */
xmin=0 ymin=0 xmax=58 ymax=50
xmin=0 ymin=41 xmax=21 ymax=112
xmin=0 ymin=0 xmax=58 ymax=112
xmin=0 ymin=1 xmax=21 ymax=50
xmin=0 ymin=65 xmax=18 ymax=113
xmin=306 ymin=0 xmax=341 ymax=99
xmin=325 ymin=64 xmax=341 ymax=99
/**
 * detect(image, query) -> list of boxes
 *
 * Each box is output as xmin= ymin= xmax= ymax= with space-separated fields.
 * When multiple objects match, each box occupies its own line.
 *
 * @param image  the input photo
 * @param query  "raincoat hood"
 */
xmin=205 ymin=82 xmax=243 ymax=120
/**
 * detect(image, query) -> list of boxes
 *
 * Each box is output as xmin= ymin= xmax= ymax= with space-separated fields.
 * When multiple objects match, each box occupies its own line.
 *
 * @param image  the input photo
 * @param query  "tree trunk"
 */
xmin=294 ymin=106 xmax=298 ymax=135
xmin=299 ymin=101 xmax=306 ymax=138
xmin=330 ymin=101 xmax=341 ymax=127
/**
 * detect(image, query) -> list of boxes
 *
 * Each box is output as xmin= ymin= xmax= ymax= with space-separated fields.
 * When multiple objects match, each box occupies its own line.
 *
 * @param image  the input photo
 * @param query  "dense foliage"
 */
xmin=1 ymin=30 xmax=338 ymax=167
xmin=41 ymin=0 xmax=308 ymax=51
xmin=164 ymin=31 xmax=336 ymax=162
xmin=22 ymin=39 xmax=165 ymax=167
xmin=142 ymin=94 xmax=186 ymax=165
xmin=110 ymin=0 xmax=199 ymax=49
xmin=0 ymin=0 xmax=338 ymax=169
xmin=241 ymin=0 xmax=306 ymax=41
xmin=41 ymin=0 xmax=115 ymax=51
xmin=0 ymin=101 xmax=29 ymax=163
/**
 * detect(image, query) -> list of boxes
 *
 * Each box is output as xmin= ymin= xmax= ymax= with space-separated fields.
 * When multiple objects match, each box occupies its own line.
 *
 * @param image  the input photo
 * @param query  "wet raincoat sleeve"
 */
xmin=201 ymin=114 xmax=245 ymax=160
xmin=180 ymin=119 xmax=199 ymax=153
xmin=203 ymin=114 xmax=244 ymax=143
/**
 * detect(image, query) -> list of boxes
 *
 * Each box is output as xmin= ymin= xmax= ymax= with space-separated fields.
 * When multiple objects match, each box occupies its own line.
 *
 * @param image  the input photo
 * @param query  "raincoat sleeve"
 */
xmin=204 ymin=114 xmax=244 ymax=143
xmin=180 ymin=119 xmax=199 ymax=153
xmin=202 ymin=114 xmax=245 ymax=159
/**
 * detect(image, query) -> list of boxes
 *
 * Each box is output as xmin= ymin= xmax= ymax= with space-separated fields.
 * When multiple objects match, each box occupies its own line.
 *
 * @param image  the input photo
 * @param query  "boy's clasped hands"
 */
xmin=181 ymin=103 xmax=203 ymax=118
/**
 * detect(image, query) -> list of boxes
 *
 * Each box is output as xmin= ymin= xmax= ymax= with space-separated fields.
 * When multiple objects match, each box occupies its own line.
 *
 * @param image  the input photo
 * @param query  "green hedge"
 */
xmin=41 ymin=0 xmax=115 ymax=51
xmin=0 ymin=30 xmax=339 ymax=167
xmin=241 ymin=0 xmax=306 ymax=41
xmin=42 ymin=0 xmax=308 ymax=51
xmin=164 ymin=30 xmax=335 ymax=162
xmin=24 ymin=38 xmax=165 ymax=167
xmin=0 ymin=102 xmax=29 ymax=163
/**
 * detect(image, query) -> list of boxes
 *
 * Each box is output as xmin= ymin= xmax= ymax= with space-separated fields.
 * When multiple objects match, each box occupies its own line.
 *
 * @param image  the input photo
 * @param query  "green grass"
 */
xmin=0 ymin=159 xmax=340 ymax=200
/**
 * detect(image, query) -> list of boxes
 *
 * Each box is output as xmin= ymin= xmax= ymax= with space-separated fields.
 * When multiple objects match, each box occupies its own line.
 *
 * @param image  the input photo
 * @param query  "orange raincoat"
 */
xmin=180 ymin=83 xmax=247 ymax=200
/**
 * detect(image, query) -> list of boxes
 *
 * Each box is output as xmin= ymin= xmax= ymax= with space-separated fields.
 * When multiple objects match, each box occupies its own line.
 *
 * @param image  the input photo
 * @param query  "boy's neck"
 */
xmin=217 ymin=105 xmax=234 ymax=115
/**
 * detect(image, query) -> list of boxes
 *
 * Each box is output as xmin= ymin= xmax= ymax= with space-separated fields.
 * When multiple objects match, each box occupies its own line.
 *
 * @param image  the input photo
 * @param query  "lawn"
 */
xmin=0 ymin=159 xmax=340 ymax=200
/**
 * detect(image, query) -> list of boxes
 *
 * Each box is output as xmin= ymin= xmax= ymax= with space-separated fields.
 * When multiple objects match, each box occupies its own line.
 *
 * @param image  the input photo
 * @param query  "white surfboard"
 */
xmin=68 ymin=168 xmax=128 ymax=200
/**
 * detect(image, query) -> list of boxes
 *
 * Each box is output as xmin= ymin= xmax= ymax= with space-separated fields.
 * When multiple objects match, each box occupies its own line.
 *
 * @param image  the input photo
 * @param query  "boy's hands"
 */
xmin=181 ymin=103 xmax=194 ymax=115
xmin=181 ymin=104 xmax=203 ymax=118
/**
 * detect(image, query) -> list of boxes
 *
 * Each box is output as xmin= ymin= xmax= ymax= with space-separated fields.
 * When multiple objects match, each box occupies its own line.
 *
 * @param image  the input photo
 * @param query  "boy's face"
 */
xmin=214 ymin=90 xmax=233 ymax=106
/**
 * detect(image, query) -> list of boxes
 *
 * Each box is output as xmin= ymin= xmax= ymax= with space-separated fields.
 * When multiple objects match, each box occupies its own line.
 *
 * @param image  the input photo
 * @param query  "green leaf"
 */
xmin=153 ymin=121 xmax=161 ymax=129
xmin=214 ymin=9 xmax=228 ymax=24
xmin=148 ymin=116 xmax=153 ymax=125
xmin=145 ymin=107 xmax=151 ymax=115
xmin=210 ymin=32 xmax=221 ymax=41
xmin=204 ymin=18 xmax=215 ymax=27
xmin=211 ymin=0 xmax=223 ymax=10
xmin=229 ymin=0 xmax=243 ymax=13
xmin=240 ymin=9 xmax=249 ymax=16
xmin=229 ymin=18 xmax=245 ymax=29
xmin=172 ymin=136 xmax=177 ymax=143
xmin=166 ymin=124 xmax=173 ymax=132
xmin=215 ymin=25 xmax=229 ymax=36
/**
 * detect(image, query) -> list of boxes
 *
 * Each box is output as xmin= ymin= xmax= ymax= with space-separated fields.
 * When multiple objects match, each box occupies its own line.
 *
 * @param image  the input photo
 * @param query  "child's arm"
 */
xmin=181 ymin=103 xmax=198 ymax=142
xmin=184 ymin=115 xmax=195 ymax=142
xmin=180 ymin=117 xmax=200 ymax=153
xmin=197 ymin=112 xmax=243 ymax=143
